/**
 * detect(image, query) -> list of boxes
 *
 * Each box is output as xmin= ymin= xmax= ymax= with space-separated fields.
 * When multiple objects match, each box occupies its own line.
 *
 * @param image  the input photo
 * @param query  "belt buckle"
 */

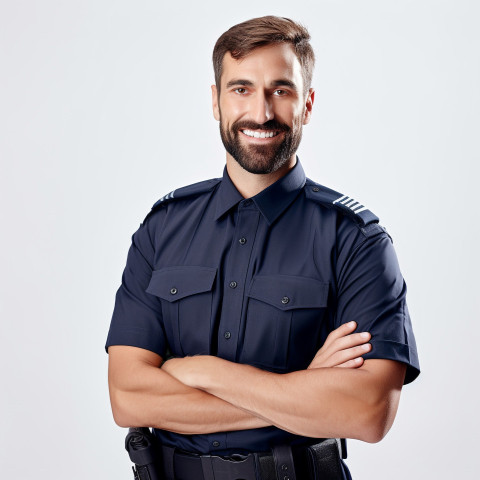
xmin=200 ymin=453 xmax=256 ymax=480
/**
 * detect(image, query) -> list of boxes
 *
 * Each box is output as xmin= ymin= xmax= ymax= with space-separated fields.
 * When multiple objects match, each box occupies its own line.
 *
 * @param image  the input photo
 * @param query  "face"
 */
xmin=212 ymin=43 xmax=314 ymax=175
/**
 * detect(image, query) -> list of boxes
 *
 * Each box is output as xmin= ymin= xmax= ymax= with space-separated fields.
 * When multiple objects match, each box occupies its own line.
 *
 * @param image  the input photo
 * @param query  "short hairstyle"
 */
xmin=213 ymin=16 xmax=315 ymax=96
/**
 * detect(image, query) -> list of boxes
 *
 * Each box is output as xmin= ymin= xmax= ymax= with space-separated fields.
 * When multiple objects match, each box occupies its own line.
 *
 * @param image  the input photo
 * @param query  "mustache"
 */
xmin=231 ymin=119 xmax=290 ymax=133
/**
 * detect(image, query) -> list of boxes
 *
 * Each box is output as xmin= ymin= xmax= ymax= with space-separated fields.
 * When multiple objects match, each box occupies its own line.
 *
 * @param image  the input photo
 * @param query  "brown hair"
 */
xmin=213 ymin=16 xmax=315 ymax=96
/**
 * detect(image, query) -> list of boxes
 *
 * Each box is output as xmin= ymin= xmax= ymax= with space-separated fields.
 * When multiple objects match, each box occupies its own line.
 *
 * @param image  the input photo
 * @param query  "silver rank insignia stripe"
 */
xmin=333 ymin=195 xmax=369 ymax=215
xmin=159 ymin=190 xmax=175 ymax=202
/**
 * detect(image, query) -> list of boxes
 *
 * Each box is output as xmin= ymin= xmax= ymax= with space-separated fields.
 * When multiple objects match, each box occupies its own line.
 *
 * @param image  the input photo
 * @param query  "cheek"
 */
xmin=293 ymin=102 xmax=307 ymax=118
xmin=275 ymin=101 xmax=304 ymax=122
xmin=221 ymin=96 xmax=249 ymax=120
xmin=276 ymin=112 xmax=303 ymax=130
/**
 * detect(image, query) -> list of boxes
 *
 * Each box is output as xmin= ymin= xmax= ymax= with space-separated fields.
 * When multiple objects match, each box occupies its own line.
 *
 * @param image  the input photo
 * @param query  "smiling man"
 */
xmin=216 ymin=42 xmax=306 ymax=177
xmin=106 ymin=16 xmax=420 ymax=480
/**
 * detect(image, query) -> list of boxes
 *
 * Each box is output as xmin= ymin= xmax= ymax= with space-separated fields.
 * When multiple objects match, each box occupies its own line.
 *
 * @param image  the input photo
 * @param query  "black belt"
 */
xmin=126 ymin=428 xmax=346 ymax=480
xmin=160 ymin=441 xmax=345 ymax=480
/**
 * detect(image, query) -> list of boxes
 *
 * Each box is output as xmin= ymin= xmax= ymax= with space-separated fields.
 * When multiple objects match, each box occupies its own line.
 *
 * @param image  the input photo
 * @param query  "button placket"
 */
xmin=217 ymin=208 xmax=260 ymax=361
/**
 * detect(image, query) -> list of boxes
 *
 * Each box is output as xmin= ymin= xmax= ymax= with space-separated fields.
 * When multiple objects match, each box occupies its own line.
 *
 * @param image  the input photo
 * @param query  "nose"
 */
xmin=251 ymin=91 xmax=274 ymax=125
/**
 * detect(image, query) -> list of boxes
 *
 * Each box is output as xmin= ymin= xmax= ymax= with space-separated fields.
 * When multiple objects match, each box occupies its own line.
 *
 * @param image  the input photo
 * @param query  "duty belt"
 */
xmin=126 ymin=428 xmax=347 ymax=480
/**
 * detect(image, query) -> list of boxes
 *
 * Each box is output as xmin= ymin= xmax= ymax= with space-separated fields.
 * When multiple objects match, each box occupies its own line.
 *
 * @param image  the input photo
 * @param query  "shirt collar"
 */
xmin=214 ymin=157 xmax=306 ymax=225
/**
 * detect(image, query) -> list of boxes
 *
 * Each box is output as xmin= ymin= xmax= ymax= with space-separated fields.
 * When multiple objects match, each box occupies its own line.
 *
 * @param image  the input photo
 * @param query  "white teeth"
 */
xmin=242 ymin=130 xmax=277 ymax=138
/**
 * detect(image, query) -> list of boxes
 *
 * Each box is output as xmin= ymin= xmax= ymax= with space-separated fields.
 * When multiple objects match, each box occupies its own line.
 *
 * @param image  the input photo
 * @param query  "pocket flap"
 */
xmin=247 ymin=275 xmax=329 ymax=310
xmin=146 ymin=266 xmax=217 ymax=302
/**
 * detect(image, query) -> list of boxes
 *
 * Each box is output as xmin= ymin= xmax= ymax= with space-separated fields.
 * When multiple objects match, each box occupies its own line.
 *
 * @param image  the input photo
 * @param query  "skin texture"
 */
xmin=216 ymin=46 xmax=306 ymax=176
xmin=211 ymin=43 xmax=314 ymax=198
xmin=108 ymin=322 xmax=382 ymax=436
xmin=107 ymin=43 xmax=408 ymax=443
xmin=160 ymin=356 xmax=405 ymax=442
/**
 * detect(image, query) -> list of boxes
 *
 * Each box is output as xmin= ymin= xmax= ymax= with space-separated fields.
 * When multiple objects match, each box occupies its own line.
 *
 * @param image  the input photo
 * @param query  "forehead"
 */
xmin=220 ymin=43 xmax=303 ymax=89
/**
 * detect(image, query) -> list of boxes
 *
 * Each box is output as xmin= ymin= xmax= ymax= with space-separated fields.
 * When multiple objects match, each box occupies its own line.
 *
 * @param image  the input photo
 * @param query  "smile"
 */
xmin=241 ymin=129 xmax=280 ymax=138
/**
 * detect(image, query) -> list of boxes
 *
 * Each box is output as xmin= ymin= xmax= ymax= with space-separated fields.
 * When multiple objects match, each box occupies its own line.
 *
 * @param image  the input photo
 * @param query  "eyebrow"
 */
xmin=225 ymin=78 xmax=299 ymax=91
xmin=270 ymin=79 xmax=298 ymax=91
xmin=225 ymin=79 xmax=254 ymax=89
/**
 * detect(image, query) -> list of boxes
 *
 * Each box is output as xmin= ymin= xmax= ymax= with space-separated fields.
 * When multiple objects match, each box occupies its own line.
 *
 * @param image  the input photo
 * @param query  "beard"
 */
xmin=219 ymin=112 xmax=304 ymax=175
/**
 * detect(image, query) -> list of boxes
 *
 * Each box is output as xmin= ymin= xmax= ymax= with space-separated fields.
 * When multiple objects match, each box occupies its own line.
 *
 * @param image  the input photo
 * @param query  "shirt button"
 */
xmin=281 ymin=296 xmax=290 ymax=304
xmin=229 ymin=281 xmax=237 ymax=289
xmin=212 ymin=441 xmax=220 ymax=447
xmin=281 ymin=464 xmax=288 ymax=471
xmin=312 ymin=187 xmax=319 ymax=192
xmin=239 ymin=237 xmax=247 ymax=245
xmin=170 ymin=287 xmax=178 ymax=295
xmin=224 ymin=331 xmax=231 ymax=339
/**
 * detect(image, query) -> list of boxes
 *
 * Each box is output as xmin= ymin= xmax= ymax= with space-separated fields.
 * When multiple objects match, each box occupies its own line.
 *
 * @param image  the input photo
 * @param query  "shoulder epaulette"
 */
xmin=304 ymin=178 xmax=379 ymax=228
xmin=142 ymin=178 xmax=221 ymax=223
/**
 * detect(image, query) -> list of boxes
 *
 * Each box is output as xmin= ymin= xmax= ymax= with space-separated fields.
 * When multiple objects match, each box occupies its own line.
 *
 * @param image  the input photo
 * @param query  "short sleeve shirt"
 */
xmin=105 ymin=158 xmax=420 ymax=457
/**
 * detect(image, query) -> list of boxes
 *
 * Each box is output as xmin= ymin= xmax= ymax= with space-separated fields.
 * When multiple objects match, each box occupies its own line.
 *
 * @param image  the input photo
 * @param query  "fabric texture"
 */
xmin=105 ymin=158 xmax=420 ymax=472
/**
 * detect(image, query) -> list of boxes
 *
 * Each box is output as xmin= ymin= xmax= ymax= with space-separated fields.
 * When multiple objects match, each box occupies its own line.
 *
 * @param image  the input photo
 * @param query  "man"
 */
xmin=106 ymin=16 xmax=420 ymax=480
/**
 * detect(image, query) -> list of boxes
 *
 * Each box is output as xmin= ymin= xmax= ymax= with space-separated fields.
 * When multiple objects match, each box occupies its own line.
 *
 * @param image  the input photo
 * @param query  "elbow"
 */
xmin=109 ymin=386 xmax=145 ymax=428
xmin=112 ymin=409 xmax=130 ymax=428
xmin=360 ymin=396 xmax=398 ymax=444
xmin=356 ymin=359 xmax=406 ymax=443
xmin=109 ymin=389 xmax=132 ymax=428
xmin=111 ymin=401 xmax=132 ymax=428
xmin=360 ymin=423 xmax=387 ymax=444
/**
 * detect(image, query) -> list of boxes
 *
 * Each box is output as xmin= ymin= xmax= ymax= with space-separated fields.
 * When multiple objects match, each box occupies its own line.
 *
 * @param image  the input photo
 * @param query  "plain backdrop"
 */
xmin=1 ymin=1 xmax=479 ymax=479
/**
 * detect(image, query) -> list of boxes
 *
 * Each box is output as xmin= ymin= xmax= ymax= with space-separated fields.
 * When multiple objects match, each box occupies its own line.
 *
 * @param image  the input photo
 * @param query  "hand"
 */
xmin=307 ymin=321 xmax=371 ymax=370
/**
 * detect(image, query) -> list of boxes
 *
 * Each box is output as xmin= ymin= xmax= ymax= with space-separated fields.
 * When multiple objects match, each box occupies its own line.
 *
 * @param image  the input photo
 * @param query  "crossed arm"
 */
xmin=108 ymin=321 xmax=406 ymax=443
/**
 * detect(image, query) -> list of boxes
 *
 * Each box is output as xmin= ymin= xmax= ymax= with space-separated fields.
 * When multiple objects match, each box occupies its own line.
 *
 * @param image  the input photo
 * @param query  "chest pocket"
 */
xmin=146 ymin=266 xmax=217 ymax=356
xmin=241 ymin=274 xmax=329 ymax=371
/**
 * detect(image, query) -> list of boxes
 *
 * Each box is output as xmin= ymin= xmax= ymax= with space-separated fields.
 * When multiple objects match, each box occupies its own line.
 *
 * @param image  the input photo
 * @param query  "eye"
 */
xmin=234 ymin=87 xmax=248 ymax=95
xmin=274 ymin=89 xmax=288 ymax=96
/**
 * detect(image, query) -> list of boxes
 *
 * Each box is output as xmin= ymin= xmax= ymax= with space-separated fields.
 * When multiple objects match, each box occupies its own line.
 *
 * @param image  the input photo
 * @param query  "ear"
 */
xmin=211 ymin=85 xmax=220 ymax=121
xmin=303 ymin=88 xmax=315 ymax=125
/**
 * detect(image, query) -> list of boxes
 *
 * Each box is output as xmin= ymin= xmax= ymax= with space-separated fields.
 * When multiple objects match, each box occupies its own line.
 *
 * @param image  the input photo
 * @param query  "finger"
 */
xmin=317 ymin=331 xmax=371 ymax=361
xmin=335 ymin=357 xmax=365 ymax=369
xmin=331 ymin=332 xmax=371 ymax=352
xmin=323 ymin=321 xmax=357 ymax=345
xmin=329 ymin=343 xmax=371 ymax=366
xmin=309 ymin=343 xmax=371 ymax=369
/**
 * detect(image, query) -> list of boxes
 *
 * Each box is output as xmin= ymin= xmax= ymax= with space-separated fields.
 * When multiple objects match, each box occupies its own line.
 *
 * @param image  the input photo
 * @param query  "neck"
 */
xmin=225 ymin=153 xmax=297 ymax=198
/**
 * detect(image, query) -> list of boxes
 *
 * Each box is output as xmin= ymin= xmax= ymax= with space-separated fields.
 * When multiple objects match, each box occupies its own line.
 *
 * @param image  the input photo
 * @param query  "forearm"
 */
xmin=174 ymin=357 xmax=403 ymax=442
xmin=204 ymin=362 xmax=375 ymax=440
xmin=109 ymin=358 xmax=270 ymax=434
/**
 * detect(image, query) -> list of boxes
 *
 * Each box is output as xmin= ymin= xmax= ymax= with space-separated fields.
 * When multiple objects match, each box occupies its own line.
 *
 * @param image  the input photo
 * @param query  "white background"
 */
xmin=1 ymin=1 xmax=479 ymax=479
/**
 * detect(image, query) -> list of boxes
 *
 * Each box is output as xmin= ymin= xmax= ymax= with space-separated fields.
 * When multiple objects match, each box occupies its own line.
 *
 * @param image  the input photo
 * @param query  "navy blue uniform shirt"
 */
xmin=106 ymin=158 xmax=420 ymax=466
